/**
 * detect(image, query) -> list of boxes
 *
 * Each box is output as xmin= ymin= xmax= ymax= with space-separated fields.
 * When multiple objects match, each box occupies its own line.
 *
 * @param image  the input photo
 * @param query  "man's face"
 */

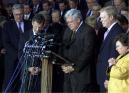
xmin=32 ymin=21 xmax=44 ymax=34
xmin=42 ymin=3 xmax=50 ymax=11
xmin=5 ymin=6 xmax=12 ymax=15
xmin=92 ymin=6 xmax=100 ymax=17
xmin=114 ymin=0 xmax=122 ymax=9
xmin=24 ymin=5 xmax=31 ymax=14
xmin=59 ymin=3 xmax=66 ymax=11
xmin=86 ymin=0 xmax=95 ymax=9
xmin=69 ymin=1 xmax=77 ymax=9
xmin=99 ymin=11 xmax=112 ymax=28
xmin=13 ymin=9 xmax=24 ymax=22
xmin=52 ymin=12 xmax=60 ymax=23
xmin=66 ymin=16 xmax=80 ymax=31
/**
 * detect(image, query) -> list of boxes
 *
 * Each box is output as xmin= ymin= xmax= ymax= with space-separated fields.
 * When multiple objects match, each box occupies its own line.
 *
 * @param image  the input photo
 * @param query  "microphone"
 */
xmin=44 ymin=34 xmax=55 ymax=39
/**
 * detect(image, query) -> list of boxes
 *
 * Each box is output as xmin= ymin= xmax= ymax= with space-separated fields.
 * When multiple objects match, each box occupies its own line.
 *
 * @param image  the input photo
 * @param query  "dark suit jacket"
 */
xmin=30 ymin=3 xmax=42 ymax=14
xmin=0 ymin=26 xmax=5 ymax=91
xmin=24 ymin=12 xmax=34 ymax=21
xmin=49 ymin=23 xmax=65 ymax=44
xmin=0 ymin=26 xmax=3 ymax=50
xmin=2 ymin=19 xmax=32 ymax=91
xmin=62 ymin=22 xmax=97 ymax=92
xmin=20 ymin=29 xmax=42 ymax=93
xmin=96 ymin=23 xmax=124 ymax=92
xmin=60 ymin=9 xmax=68 ymax=24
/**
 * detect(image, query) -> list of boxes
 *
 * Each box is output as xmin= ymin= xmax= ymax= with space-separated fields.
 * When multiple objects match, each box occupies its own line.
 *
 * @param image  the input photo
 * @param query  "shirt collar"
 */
xmin=76 ymin=21 xmax=83 ymax=32
xmin=33 ymin=30 xmax=37 ymax=35
xmin=126 ymin=28 xmax=129 ymax=33
xmin=107 ymin=21 xmax=117 ymax=31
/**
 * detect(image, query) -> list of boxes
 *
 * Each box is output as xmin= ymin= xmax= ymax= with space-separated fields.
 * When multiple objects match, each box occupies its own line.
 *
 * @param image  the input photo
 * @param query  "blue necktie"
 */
xmin=18 ymin=22 xmax=23 ymax=33
xmin=87 ymin=9 xmax=91 ymax=16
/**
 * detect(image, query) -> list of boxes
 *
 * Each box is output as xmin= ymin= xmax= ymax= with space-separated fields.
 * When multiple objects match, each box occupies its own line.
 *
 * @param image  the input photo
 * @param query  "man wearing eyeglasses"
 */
xmin=2 ymin=4 xmax=32 ymax=92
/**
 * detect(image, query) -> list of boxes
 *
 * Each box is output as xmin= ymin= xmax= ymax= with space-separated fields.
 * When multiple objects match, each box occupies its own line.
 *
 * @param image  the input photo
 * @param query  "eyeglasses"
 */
xmin=14 ymin=13 xmax=23 ymax=16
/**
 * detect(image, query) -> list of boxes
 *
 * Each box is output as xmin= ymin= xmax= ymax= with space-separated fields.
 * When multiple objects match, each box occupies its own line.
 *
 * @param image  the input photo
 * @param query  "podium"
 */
xmin=41 ymin=56 xmax=53 ymax=93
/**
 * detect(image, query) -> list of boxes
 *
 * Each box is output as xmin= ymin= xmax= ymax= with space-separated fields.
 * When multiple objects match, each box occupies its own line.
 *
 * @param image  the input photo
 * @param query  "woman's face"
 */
xmin=116 ymin=41 xmax=128 ymax=55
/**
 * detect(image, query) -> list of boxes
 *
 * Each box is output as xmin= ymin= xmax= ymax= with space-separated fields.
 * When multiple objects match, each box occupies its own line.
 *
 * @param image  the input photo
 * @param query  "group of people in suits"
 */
xmin=0 ymin=0 xmax=129 ymax=92
xmin=59 ymin=5 xmax=129 ymax=93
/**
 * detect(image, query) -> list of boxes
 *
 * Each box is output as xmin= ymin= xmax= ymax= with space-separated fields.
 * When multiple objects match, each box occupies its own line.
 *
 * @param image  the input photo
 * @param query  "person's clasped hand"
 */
xmin=28 ymin=67 xmax=41 ymax=75
xmin=61 ymin=65 xmax=74 ymax=74
xmin=104 ymin=80 xmax=109 ymax=89
xmin=108 ymin=58 xmax=116 ymax=67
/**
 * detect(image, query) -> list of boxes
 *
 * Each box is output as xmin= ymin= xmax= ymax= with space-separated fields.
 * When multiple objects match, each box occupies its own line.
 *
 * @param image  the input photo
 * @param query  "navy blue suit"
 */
xmin=2 ymin=20 xmax=32 ymax=92
xmin=96 ymin=23 xmax=124 ymax=92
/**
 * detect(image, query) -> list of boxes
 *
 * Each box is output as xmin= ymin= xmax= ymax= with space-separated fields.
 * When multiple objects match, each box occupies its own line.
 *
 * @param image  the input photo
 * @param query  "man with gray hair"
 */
xmin=61 ymin=9 xmax=98 ymax=92
xmin=2 ymin=4 xmax=32 ymax=92
xmin=96 ymin=6 xmax=124 ymax=92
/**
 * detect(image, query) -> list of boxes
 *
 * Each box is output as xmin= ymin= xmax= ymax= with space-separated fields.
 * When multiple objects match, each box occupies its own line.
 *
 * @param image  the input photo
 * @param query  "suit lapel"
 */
xmin=64 ymin=23 xmax=84 ymax=48
xmin=12 ymin=21 xmax=20 ymax=39
xmin=68 ymin=23 xmax=84 ymax=45
xmin=100 ymin=23 xmax=118 ymax=50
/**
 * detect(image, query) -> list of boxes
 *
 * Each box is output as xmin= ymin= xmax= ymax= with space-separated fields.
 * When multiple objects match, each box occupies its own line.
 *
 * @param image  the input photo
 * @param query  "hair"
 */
xmin=24 ymin=3 xmax=31 ymax=8
xmin=85 ymin=15 xmax=96 ymax=28
xmin=86 ymin=0 xmax=97 ymax=3
xmin=113 ymin=0 xmax=125 ymax=5
xmin=92 ymin=4 xmax=101 ymax=11
xmin=58 ymin=0 xmax=68 ymax=5
xmin=117 ymin=14 xmax=128 ymax=25
xmin=52 ymin=10 xmax=61 ymax=17
xmin=32 ymin=14 xmax=45 ymax=24
xmin=42 ymin=0 xmax=51 ymax=6
xmin=12 ymin=4 xmax=24 ymax=11
xmin=69 ymin=0 xmax=78 ymax=3
xmin=114 ymin=33 xmax=129 ymax=46
xmin=64 ymin=9 xmax=82 ymax=21
xmin=99 ymin=6 xmax=118 ymax=19
xmin=38 ymin=11 xmax=51 ymax=22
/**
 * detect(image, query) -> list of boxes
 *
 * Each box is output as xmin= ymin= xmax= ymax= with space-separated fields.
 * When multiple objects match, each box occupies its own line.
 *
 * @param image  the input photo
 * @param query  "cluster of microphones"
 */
xmin=23 ymin=33 xmax=56 ymax=58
